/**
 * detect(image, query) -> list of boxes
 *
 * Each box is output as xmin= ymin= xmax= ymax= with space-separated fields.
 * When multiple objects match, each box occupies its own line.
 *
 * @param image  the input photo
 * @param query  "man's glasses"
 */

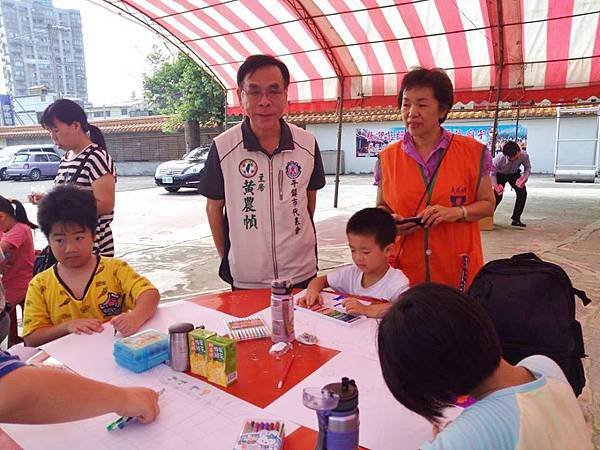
xmin=242 ymin=88 xmax=286 ymax=101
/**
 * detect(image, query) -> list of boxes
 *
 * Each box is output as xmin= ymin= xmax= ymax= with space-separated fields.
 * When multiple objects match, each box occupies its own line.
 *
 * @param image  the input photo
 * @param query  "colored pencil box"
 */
xmin=233 ymin=419 xmax=285 ymax=450
xmin=113 ymin=329 xmax=169 ymax=373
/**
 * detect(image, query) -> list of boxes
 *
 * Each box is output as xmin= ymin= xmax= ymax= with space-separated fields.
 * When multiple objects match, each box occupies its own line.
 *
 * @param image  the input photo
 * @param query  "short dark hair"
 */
xmin=237 ymin=54 xmax=290 ymax=88
xmin=398 ymin=68 xmax=454 ymax=123
xmin=346 ymin=208 xmax=396 ymax=248
xmin=377 ymin=283 xmax=502 ymax=424
xmin=502 ymin=141 xmax=520 ymax=157
xmin=37 ymin=184 xmax=97 ymax=237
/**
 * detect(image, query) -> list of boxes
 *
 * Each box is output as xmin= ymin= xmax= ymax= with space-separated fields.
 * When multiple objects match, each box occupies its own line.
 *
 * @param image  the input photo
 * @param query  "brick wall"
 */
xmin=4 ymin=126 xmax=223 ymax=162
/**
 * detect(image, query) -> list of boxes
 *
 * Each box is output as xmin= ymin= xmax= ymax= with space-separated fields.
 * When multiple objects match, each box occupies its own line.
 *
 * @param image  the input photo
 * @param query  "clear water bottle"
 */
xmin=303 ymin=377 xmax=360 ymax=450
xmin=271 ymin=279 xmax=294 ymax=343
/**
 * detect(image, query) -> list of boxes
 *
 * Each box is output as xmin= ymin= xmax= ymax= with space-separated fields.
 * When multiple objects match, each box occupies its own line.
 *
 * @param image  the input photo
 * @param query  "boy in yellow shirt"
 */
xmin=23 ymin=185 xmax=159 ymax=347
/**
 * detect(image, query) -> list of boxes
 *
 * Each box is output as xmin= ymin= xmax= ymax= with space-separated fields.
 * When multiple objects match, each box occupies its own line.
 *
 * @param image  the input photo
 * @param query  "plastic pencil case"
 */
xmin=113 ymin=329 xmax=169 ymax=373
xmin=114 ymin=351 xmax=169 ymax=373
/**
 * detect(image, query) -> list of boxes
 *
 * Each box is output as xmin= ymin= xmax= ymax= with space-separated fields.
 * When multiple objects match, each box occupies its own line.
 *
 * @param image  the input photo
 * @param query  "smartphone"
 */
xmin=395 ymin=216 xmax=423 ymax=226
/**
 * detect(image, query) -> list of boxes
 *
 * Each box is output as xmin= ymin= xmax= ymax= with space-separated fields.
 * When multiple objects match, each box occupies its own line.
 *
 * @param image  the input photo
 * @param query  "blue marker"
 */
xmin=332 ymin=294 xmax=345 ymax=307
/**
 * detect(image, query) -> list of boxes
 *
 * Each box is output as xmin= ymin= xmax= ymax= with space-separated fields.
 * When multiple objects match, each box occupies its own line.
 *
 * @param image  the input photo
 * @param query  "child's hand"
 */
xmin=297 ymin=289 xmax=323 ymax=308
xmin=116 ymin=387 xmax=160 ymax=424
xmin=111 ymin=312 xmax=142 ymax=337
xmin=66 ymin=318 xmax=104 ymax=335
xmin=342 ymin=298 xmax=368 ymax=316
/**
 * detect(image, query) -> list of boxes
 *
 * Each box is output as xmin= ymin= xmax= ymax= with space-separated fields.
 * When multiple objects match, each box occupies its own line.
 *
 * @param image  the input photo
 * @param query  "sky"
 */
xmin=1 ymin=0 xmax=174 ymax=106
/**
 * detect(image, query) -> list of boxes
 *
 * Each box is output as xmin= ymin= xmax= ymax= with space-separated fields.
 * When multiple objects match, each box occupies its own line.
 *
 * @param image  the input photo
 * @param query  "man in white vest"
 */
xmin=198 ymin=55 xmax=326 ymax=290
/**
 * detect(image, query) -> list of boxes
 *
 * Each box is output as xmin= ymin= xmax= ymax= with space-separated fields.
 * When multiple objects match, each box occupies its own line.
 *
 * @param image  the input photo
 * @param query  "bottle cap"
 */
xmin=168 ymin=322 xmax=195 ymax=334
xmin=271 ymin=279 xmax=293 ymax=295
xmin=323 ymin=377 xmax=359 ymax=412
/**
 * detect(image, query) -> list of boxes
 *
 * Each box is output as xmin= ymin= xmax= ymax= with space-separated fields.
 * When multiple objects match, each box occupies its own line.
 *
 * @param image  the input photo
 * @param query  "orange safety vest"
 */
xmin=379 ymin=134 xmax=486 ymax=291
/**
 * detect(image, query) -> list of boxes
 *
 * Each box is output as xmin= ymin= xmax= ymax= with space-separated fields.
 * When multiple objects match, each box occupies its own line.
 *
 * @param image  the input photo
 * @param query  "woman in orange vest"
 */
xmin=377 ymin=68 xmax=495 ymax=291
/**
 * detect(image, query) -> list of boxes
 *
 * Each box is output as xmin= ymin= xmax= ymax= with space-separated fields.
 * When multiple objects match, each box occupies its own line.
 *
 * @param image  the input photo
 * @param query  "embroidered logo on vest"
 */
xmin=239 ymin=159 xmax=258 ymax=178
xmin=285 ymin=161 xmax=301 ymax=179
xmin=450 ymin=186 xmax=467 ymax=206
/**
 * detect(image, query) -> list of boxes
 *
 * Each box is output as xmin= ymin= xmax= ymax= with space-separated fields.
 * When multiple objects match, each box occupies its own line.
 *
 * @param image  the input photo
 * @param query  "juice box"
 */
xmin=207 ymin=335 xmax=237 ymax=387
xmin=188 ymin=328 xmax=216 ymax=378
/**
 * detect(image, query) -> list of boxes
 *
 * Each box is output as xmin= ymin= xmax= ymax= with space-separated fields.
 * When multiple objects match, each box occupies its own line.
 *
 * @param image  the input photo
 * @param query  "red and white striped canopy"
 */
xmin=106 ymin=0 xmax=600 ymax=112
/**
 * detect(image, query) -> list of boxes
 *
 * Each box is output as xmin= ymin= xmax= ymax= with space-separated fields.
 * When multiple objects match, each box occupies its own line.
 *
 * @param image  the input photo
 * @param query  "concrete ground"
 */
xmin=4 ymin=174 xmax=599 ymax=446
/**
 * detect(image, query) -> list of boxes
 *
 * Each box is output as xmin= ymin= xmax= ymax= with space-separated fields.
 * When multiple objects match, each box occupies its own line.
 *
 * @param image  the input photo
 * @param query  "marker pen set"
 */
xmin=225 ymin=316 xmax=271 ymax=341
xmin=298 ymin=304 xmax=366 ymax=327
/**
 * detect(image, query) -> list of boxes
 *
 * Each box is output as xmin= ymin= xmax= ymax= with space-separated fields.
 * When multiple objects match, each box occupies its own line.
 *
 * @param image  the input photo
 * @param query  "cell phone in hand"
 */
xmin=395 ymin=216 xmax=423 ymax=226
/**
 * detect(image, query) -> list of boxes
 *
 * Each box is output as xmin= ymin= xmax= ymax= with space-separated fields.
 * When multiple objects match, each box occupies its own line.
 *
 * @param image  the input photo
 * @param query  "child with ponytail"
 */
xmin=0 ymin=196 xmax=37 ymax=346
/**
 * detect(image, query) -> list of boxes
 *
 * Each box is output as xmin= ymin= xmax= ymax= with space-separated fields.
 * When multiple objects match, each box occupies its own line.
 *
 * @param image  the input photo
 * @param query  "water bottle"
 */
xmin=271 ymin=279 xmax=294 ymax=343
xmin=168 ymin=322 xmax=194 ymax=372
xmin=304 ymin=377 xmax=359 ymax=450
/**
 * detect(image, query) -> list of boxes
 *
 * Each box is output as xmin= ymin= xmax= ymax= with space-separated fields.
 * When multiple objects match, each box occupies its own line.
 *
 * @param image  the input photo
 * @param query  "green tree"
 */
xmin=143 ymin=47 xmax=225 ymax=149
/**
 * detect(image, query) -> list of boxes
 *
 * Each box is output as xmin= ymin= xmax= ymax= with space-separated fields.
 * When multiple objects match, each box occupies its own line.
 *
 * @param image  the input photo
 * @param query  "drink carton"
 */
xmin=207 ymin=335 xmax=238 ymax=387
xmin=188 ymin=328 xmax=216 ymax=378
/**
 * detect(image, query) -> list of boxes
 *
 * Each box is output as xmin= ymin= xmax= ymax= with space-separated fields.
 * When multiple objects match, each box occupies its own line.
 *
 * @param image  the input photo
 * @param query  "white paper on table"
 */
xmin=39 ymin=301 xmax=235 ymax=381
xmin=266 ymin=351 xmax=441 ymax=450
xmin=3 ymin=364 xmax=299 ymax=450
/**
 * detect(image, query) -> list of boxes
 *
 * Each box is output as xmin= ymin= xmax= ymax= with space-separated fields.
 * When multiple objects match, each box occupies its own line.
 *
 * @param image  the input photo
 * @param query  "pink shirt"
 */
xmin=1 ymin=223 xmax=35 ymax=302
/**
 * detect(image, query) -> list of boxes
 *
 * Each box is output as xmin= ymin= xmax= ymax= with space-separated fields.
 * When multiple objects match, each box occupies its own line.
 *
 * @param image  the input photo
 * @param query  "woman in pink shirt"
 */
xmin=0 ymin=196 xmax=37 ymax=346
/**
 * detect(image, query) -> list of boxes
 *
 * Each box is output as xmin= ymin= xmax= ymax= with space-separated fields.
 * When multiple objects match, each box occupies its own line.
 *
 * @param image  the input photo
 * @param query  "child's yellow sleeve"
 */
xmin=114 ymin=259 xmax=156 ymax=311
xmin=22 ymin=276 xmax=52 ymax=337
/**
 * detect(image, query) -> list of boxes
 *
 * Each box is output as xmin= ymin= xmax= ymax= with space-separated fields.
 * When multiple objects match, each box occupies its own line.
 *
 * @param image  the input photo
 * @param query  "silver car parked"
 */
xmin=5 ymin=151 xmax=62 ymax=181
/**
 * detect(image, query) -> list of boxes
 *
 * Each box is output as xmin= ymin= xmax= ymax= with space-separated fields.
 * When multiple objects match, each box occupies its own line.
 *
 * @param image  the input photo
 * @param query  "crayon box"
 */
xmin=234 ymin=419 xmax=285 ymax=450
xmin=207 ymin=335 xmax=237 ymax=387
xmin=188 ymin=328 xmax=216 ymax=378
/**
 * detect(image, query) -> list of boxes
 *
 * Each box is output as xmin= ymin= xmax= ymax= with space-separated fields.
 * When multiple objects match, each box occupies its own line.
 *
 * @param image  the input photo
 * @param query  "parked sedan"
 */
xmin=0 ymin=144 xmax=61 ymax=180
xmin=154 ymin=146 xmax=209 ymax=192
xmin=5 ymin=151 xmax=62 ymax=181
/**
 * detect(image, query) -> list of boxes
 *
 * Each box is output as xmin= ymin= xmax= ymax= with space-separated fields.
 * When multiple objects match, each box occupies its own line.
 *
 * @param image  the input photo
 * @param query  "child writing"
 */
xmin=378 ymin=283 xmax=593 ymax=450
xmin=299 ymin=207 xmax=409 ymax=318
xmin=0 ymin=196 xmax=36 ymax=346
xmin=0 ymin=349 xmax=159 ymax=424
xmin=22 ymin=184 xmax=160 ymax=347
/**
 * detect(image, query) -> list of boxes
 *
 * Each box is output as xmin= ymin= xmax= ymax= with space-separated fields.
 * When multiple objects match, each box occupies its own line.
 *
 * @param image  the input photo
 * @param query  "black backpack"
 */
xmin=468 ymin=252 xmax=591 ymax=396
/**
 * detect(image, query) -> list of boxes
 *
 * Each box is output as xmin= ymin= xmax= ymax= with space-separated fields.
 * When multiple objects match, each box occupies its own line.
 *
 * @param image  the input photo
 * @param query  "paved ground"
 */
xmin=5 ymin=174 xmax=600 ymax=446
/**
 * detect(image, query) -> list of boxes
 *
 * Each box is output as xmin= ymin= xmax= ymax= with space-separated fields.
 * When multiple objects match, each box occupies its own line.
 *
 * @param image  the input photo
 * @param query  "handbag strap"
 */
xmin=68 ymin=145 xmax=95 ymax=184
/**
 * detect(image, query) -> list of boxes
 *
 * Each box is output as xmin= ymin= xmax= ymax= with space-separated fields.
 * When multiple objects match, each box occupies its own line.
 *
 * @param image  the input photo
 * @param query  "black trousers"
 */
xmin=494 ymin=171 xmax=527 ymax=221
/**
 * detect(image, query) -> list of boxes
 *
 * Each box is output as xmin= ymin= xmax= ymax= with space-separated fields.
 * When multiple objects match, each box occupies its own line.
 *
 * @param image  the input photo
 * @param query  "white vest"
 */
xmin=214 ymin=122 xmax=318 ymax=289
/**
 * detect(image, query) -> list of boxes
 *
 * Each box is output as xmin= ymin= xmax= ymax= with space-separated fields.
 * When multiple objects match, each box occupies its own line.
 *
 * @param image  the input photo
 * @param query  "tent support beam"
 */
xmin=490 ymin=0 xmax=506 ymax=157
xmin=333 ymin=77 xmax=345 ymax=208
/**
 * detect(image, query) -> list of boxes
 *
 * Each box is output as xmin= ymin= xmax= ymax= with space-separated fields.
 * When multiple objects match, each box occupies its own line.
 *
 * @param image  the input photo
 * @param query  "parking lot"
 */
xmin=2 ymin=174 xmax=600 ymax=445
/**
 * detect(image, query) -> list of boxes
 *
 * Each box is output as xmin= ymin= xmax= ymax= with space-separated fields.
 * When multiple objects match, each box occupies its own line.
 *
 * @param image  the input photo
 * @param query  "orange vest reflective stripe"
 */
xmin=379 ymin=134 xmax=486 ymax=290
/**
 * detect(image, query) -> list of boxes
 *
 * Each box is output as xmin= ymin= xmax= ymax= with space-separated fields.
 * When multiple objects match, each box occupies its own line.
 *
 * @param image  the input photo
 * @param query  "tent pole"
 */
xmin=514 ymin=100 xmax=520 ymax=140
xmin=333 ymin=77 xmax=345 ymax=208
xmin=490 ymin=0 xmax=505 ymax=157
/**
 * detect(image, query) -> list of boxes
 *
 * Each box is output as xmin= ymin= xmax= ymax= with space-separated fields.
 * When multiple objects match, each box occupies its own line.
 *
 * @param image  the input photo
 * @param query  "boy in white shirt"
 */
xmin=299 ymin=208 xmax=409 ymax=317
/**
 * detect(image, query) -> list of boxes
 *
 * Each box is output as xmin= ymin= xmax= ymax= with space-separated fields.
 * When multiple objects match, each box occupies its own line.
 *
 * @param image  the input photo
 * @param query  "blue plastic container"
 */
xmin=113 ymin=329 xmax=169 ymax=373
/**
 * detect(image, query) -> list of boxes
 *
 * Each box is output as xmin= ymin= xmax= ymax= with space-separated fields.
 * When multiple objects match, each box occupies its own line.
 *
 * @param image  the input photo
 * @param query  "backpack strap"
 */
xmin=573 ymin=287 xmax=592 ymax=306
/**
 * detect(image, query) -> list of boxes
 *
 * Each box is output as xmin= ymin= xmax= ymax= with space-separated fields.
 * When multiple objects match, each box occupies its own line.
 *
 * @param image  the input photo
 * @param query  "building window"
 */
xmin=121 ymin=108 xmax=128 ymax=115
xmin=93 ymin=111 xmax=104 ymax=118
